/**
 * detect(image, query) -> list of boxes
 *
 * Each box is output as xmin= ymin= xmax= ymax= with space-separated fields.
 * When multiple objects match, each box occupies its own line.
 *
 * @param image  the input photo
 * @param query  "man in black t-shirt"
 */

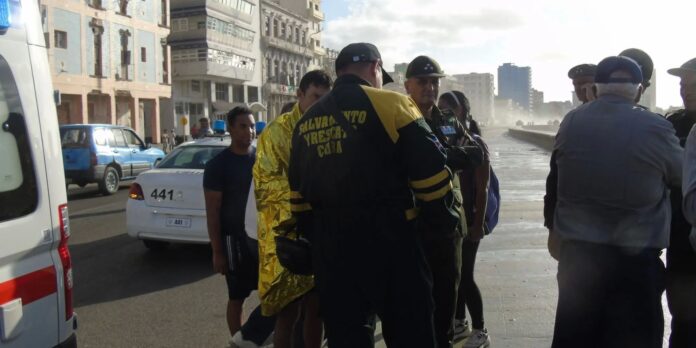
xmin=204 ymin=106 xmax=274 ymax=347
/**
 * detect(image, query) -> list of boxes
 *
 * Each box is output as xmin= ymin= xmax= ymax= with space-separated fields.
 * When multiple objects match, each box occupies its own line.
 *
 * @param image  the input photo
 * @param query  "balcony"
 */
xmin=312 ymin=43 xmax=325 ymax=57
xmin=308 ymin=7 xmax=324 ymax=21
xmin=262 ymin=36 xmax=313 ymax=58
xmin=265 ymin=82 xmax=296 ymax=96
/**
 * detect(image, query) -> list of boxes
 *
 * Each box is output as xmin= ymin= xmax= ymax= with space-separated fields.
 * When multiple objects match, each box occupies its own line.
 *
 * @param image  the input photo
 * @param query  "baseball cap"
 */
xmin=406 ymin=56 xmax=446 ymax=79
xmin=595 ymin=56 xmax=643 ymax=84
xmin=619 ymin=48 xmax=654 ymax=87
xmin=335 ymin=42 xmax=394 ymax=84
xmin=568 ymin=64 xmax=597 ymax=79
xmin=668 ymin=58 xmax=696 ymax=78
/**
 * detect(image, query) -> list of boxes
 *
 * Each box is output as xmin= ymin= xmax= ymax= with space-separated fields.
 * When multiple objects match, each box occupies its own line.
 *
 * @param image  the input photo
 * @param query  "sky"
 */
xmin=322 ymin=0 xmax=695 ymax=109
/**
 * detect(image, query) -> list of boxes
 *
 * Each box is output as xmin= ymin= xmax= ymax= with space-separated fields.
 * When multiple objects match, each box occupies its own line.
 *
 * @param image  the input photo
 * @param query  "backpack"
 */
xmin=484 ymin=168 xmax=500 ymax=234
xmin=471 ymin=134 xmax=500 ymax=235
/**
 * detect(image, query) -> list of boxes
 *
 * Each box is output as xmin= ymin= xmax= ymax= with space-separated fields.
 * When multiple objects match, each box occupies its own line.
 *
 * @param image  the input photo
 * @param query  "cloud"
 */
xmin=324 ymin=0 xmax=524 ymax=58
xmin=324 ymin=0 xmax=696 ymax=108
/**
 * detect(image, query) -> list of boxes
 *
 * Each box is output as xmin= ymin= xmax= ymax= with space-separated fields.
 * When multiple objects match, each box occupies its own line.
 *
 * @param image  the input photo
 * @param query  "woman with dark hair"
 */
xmin=438 ymin=91 xmax=491 ymax=347
xmin=439 ymin=91 xmax=482 ymax=136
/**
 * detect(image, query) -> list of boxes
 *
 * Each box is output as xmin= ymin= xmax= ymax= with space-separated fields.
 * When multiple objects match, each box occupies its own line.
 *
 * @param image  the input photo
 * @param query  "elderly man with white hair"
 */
xmin=548 ymin=56 xmax=683 ymax=348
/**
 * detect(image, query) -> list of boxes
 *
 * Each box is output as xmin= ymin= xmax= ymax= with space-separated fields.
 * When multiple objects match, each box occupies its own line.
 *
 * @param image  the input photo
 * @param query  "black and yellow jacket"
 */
xmin=288 ymin=74 xmax=460 ymax=252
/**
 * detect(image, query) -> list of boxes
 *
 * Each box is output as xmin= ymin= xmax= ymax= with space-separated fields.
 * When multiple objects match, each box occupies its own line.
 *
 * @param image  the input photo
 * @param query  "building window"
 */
xmin=210 ymin=0 xmax=255 ymax=16
xmin=266 ymin=58 xmax=272 ymax=80
xmin=264 ymin=17 xmax=270 ymax=36
xmin=140 ymin=47 xmax=147 ymax=62
xmin=54 ymin=30 xmax=67 ymax=49
xmin=172 ymin=18 xmax=188 ymax=32
xmin=90 ymin=22 xmax=104 ymax=77
xmin=280 ymin=22 xmax=286 ymax=38
xmin=273 ymin=19 xmax=279 ymax=37
xmin=301 ymin=30 xmax=306 ymax=45
xmin=295 ymin=27 xmax=299 ymax=43
xmin=89 ymin=0 xmax=103 ymax=9
xmin=215 ymin=83 xmax=228 ymax=102
xmin=118 ymin=29 xmax=131 ymax=80
xmin=191 ymin=80 xmax=200 ymax=92
xmin=160 ymin=0 xmax=168 ymax=26
xmin=232 ymin=85 xmax=244 ymax=103
xmin=190 ymin=103 xmax=203 ymax=116
xmin=248 ymin=86 xmax=258 ymax=103
xmin=161 ymin=39 xmax=169 ymax=84
xmin=118 ymin=0 xmax=129 ymax=16
xmin=175 ymin=102 xmax=186 ymax=115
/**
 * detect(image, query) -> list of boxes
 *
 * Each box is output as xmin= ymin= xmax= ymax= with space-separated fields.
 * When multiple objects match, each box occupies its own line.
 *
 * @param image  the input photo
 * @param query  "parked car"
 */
xmin=60 ymin=124 xmax=165 ymax=195
xmin=126 ymin=136 xmax=230 ymax=250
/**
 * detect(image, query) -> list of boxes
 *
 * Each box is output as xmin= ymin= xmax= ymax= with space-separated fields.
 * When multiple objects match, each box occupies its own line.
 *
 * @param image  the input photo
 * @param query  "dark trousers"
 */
xmin=456 ymin=239 xmax=484 ymax=330
xmin=240 ymin=306 xmax=276 ymax=345
xmin=666 ymin=248 xmax=696 ymax=348
xmin=552 ymin=240 xmax=665 ymax=348
xmin=318 ymin=253 xmax=437 ymax=348
xmin=422 ymin=236 xmax=463 ymax=348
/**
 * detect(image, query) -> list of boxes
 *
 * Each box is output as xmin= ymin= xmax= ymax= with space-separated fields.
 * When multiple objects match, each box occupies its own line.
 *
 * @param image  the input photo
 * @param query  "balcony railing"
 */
xmin=262 ymin=36 xmax=313 ymax=58
xmin=308 ymin=7 xmax=324 ymax=21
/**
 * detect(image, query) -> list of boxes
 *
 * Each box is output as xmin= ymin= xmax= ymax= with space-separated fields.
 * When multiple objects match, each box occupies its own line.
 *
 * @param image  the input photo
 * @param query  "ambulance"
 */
xmin=0 ymin=0 xmax=77 ymax=346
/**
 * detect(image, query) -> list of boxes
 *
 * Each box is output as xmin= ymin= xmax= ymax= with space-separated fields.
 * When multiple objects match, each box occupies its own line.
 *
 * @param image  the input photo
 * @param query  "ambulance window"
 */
xmin=0 ymin=56 xmax=38 ymax=222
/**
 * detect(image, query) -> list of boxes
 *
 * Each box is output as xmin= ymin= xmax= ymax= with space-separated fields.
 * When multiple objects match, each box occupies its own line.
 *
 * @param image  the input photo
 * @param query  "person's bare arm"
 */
xmin=204 ymin=189 xmax=227 ymax=274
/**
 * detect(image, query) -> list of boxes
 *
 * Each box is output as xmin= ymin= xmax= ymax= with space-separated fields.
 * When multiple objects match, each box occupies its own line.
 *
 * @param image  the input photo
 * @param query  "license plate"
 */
xmin=166 ymin=216 xmax=191 ymax=228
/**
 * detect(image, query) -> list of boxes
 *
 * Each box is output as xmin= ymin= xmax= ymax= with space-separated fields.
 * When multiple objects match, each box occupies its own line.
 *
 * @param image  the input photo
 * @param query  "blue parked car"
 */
xmin=60 ymin=124 xmax=165 ymax=195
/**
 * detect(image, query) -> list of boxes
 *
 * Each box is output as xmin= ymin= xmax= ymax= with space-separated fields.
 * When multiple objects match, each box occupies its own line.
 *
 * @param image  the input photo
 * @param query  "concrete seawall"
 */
xmin=508 ymin=128 xmax=555 ymax=151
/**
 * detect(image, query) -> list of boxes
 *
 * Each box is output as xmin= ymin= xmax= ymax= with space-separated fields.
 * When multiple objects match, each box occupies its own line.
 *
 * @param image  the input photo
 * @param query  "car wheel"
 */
xmin=98 ymin=167 xmax=120 ymax=195
xmin=143 ymin=239 xmax=170 ymax=251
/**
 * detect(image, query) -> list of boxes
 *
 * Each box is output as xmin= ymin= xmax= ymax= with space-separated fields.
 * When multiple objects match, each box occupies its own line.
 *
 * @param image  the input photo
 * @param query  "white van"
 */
xmin=0 ymin=0 xmax=77 ymax=347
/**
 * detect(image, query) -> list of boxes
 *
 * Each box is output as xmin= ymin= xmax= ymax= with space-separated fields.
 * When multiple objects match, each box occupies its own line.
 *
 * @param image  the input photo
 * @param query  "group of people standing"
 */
xmin=546 ymin=48 xmax=696 ymax=348
xmin=203 ymin=42 xmax=493 ymax=348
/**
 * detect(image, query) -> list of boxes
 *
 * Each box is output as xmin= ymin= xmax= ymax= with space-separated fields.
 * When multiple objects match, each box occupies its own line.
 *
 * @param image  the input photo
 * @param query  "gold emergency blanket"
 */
xmin=254 ymin=104 xmax=314 ymax=316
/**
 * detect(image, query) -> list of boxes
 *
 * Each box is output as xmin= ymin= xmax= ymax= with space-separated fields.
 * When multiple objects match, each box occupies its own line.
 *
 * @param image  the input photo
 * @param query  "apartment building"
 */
xmin=42 ymin=0 xmax=172 ymax=143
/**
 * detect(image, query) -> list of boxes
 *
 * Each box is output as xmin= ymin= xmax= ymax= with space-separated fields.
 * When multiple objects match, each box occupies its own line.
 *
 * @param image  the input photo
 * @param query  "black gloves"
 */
xmin=446 ymin=143 xmax=483 ymax=171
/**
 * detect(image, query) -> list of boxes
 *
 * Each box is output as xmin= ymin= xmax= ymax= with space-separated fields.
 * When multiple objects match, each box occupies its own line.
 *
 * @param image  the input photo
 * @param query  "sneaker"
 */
xmin=453 ymin=319 xmax=473 ymax=341
xmin=228 ymin=332 xmax=259 ymax=348
xmin=463 ymin=328 xmax=491 ymax=348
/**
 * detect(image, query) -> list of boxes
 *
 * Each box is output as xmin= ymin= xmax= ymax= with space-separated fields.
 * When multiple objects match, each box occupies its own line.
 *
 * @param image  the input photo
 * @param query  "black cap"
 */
xmin=619 ymin=48 xmax=654 ymax=87
xmin=335 ymin=42 xmax=393 ymax=84
xmin=568 ymin=64 xmax=597 ymax=79
xmin=406 ymin=56 xmax=446 ymax=79
xmin=668 ymin=58 xmax=696 ymax=78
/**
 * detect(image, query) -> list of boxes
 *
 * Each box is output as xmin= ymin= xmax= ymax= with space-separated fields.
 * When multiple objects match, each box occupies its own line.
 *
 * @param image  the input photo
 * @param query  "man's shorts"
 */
xmin=224 ymin=234 xmax=259 ymax=300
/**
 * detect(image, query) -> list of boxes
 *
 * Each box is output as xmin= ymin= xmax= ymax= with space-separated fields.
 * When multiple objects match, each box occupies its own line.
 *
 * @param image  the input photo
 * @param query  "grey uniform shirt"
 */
xmin=554 ymin=94 xmax=683 ymax=249
xmin=680 ymin=123 xmax=696 ymax=250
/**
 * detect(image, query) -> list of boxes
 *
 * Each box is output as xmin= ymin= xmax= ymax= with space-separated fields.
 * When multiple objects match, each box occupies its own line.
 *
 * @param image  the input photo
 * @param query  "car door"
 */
xmin=123 ymin=128 xmax=152 ymax=176
xmin=107 ymin=128 xmax=132 ymax=178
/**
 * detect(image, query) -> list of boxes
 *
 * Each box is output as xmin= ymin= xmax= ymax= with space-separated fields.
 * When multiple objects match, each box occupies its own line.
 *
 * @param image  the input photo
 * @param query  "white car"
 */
xmin=126 ymin=136 xmax=231 ymax=250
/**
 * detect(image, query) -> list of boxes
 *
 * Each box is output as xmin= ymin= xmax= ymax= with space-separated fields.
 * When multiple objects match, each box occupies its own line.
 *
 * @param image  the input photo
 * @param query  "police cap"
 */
xmin=619 ymin=48 xmax=654 ymax=87
xmin=406 ymin=56 xmax=447 ymax=79
xmin=568 ymin=64 xmax=597 ymax=79
xmin=668 ymin=58 xmax=696 ymax=78
xmin=595 ymin=56 xmax=643 ymax=85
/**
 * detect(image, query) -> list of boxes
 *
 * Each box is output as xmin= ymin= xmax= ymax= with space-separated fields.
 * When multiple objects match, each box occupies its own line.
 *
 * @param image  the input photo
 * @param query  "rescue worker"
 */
xmin=254 ymin=70 xmax=332 ymax=348
xmin=288 ymin=42 xmax=462 ymax=347
xmin=404 ymin=56 xmax=483 ymax=348
xmin=666 ymin=57 xmax=696 ymax=348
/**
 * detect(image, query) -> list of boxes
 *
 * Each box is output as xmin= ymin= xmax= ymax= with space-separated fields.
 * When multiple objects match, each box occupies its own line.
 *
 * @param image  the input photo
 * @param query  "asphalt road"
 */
xmin=68 ymin=184 xmax=239 ymax=348
xmin=67 ymin=127 xmax=671 ymax=348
